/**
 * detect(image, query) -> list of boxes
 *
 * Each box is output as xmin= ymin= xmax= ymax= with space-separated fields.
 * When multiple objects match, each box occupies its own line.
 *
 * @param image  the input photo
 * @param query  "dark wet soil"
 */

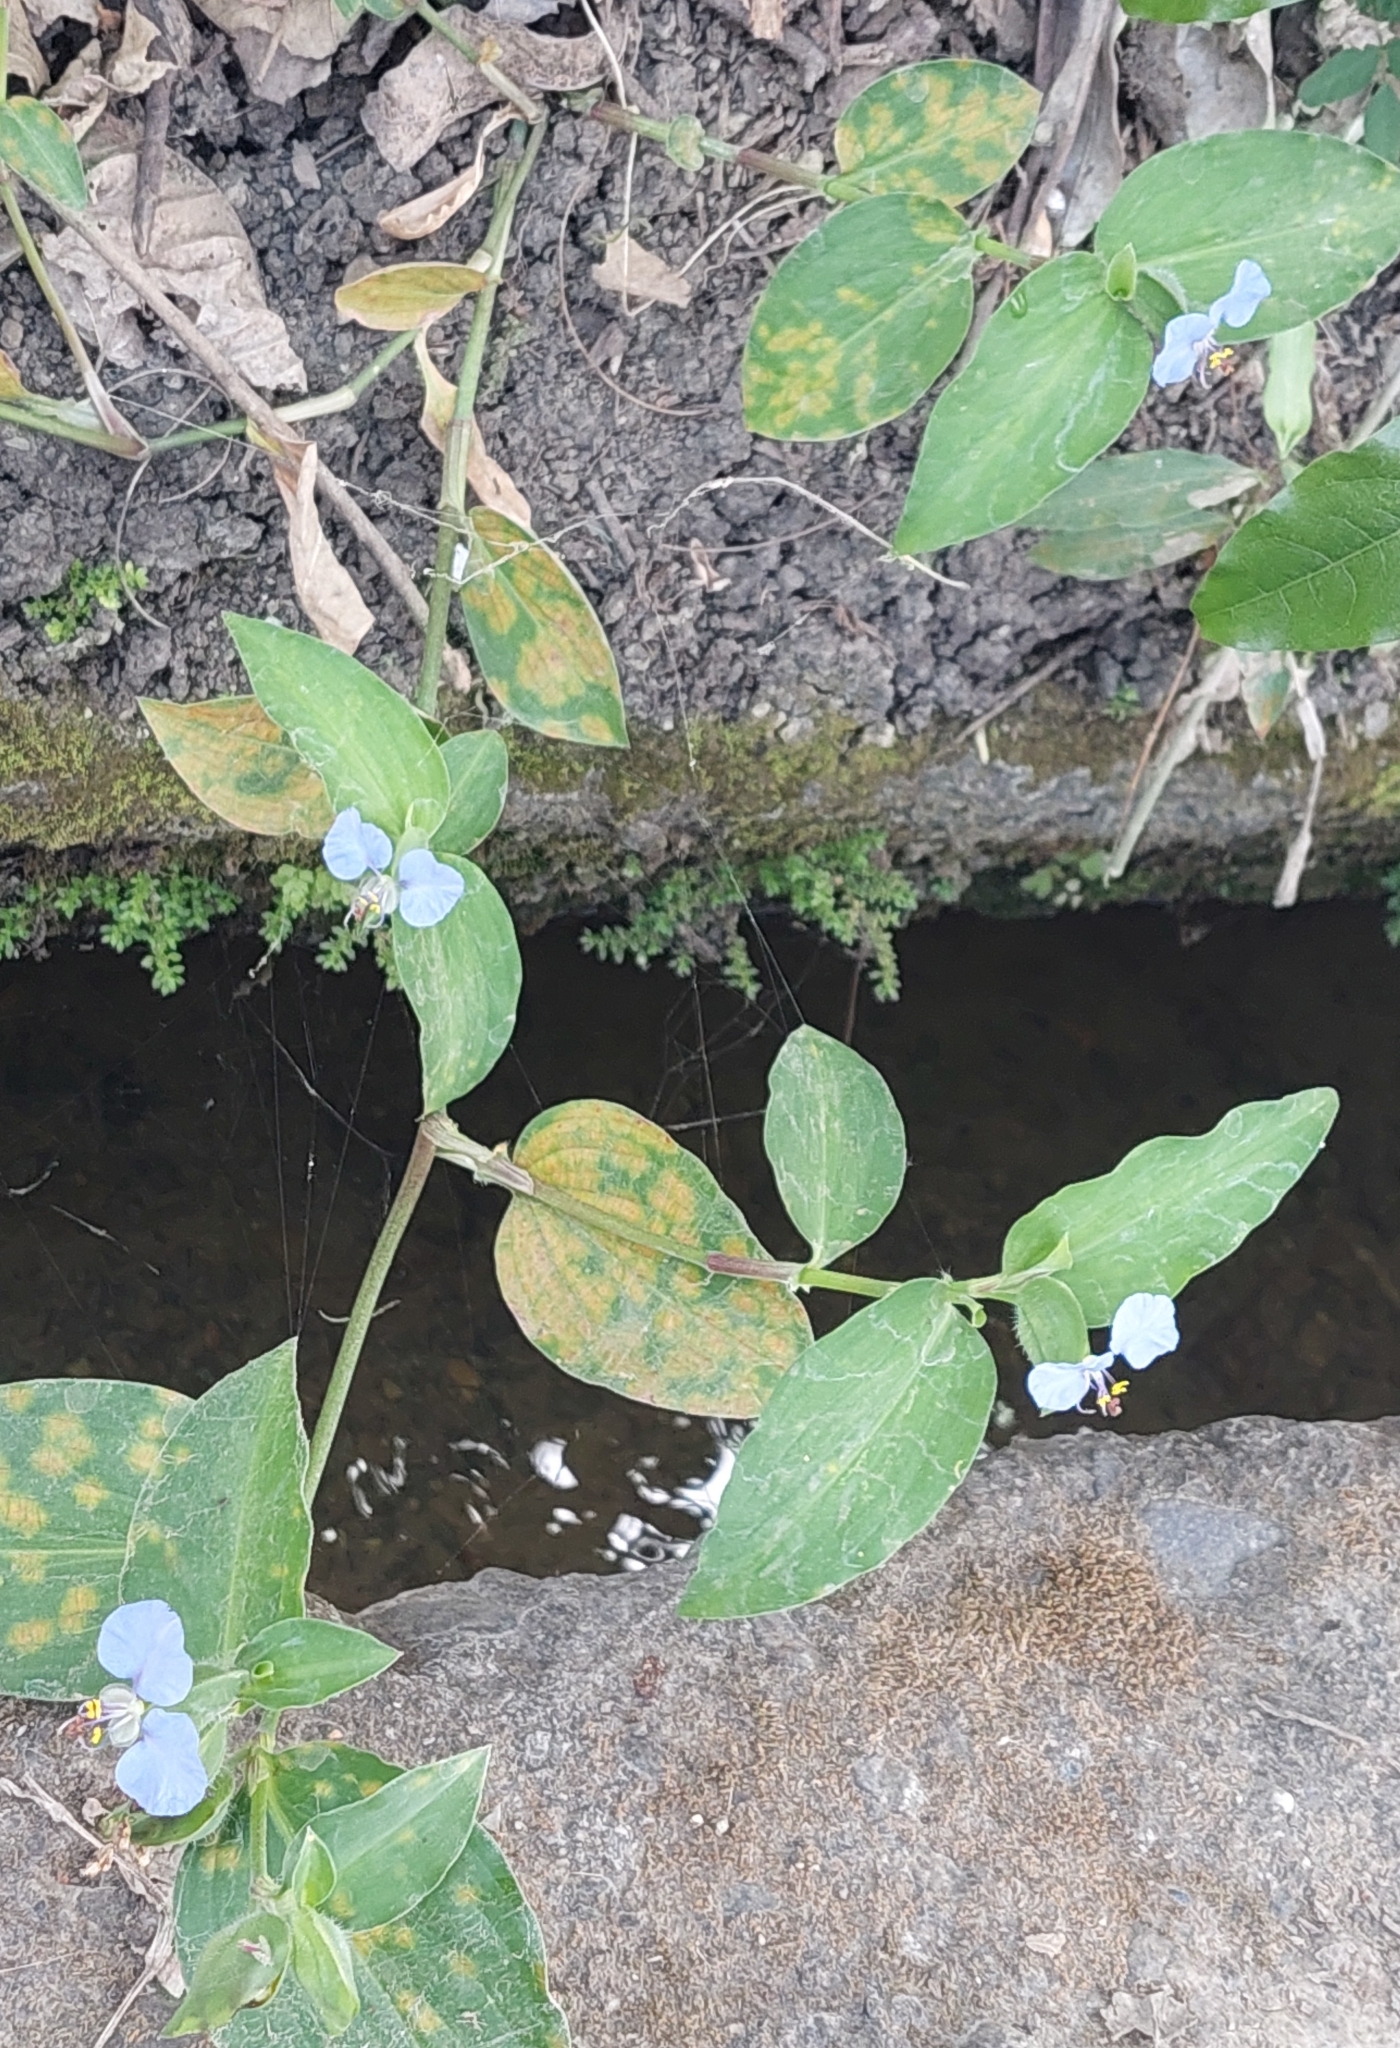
xmin=4 ymin=0 xmax=1396 ymax=751
xmin=0 ymin=898 xmax=1395 ymax=1610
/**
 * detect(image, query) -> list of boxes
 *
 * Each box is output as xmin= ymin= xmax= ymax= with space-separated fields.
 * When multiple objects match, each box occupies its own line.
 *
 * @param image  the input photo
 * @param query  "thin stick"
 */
xmin=946 ymin=634 xmax=1093 ymax=752
xmin=654 ymin=474 xmax=969 ymax=590
xmin=1121 ymin=622 xmax=1200 ymax=816
xmin=315 ymin=465 xmax=475 ymax=697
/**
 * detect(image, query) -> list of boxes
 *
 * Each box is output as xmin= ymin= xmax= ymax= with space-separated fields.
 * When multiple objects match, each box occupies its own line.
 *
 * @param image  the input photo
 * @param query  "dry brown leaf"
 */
xmin=749 ymin=0 xmax=786 ymax=36
xmin=377 ymin=107 xmax=512 ymax=241
xmin=592 ymin=232 xmax=692 ymax=310
xmin=7 ymin=6 xmax=49 ymax=91
xmin=193 ymin=0 xmax=354 ymax=104
xmin=362 ymin=9 xmax=605 ymax=172
xmin=41 ymin=149 xmax=306 ymax=390
xmin=412 ymin=332 xmax=533 ymax=525
xmin=107 ymin=3 xmax=177 ymax=93
xmin=269 ymin=438 xmax=375 ymax=654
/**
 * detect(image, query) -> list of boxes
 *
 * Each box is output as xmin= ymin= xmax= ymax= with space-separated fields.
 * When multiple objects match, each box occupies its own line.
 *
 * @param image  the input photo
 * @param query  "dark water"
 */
xmin=0 ymin=902 xmax=1395 ymax=1610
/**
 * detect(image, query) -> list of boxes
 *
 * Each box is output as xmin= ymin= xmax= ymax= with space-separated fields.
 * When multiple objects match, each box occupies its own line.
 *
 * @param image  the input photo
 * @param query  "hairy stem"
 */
xmin=146 ymin=331 xmax=418 ymax=451
xmin=589 ymin=100 xmax=829 ymax=191
xmin=416 ymin=116 xmax=547 ymax=715
xmin=305 ymin=1125 xmax=437 ymax=1500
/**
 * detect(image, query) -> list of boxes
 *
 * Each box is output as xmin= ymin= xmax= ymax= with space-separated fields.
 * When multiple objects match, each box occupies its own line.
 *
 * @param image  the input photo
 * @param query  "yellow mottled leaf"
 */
xmin=334 ymin=261 xmax=489 ymax=331
xmin=141 ymin=694 xmax=333 ymax=838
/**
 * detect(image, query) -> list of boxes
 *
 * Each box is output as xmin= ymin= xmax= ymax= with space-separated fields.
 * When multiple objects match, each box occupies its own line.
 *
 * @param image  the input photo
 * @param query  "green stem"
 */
xmin=415 ymin=116 xmax=547 ymax=715
xmin=589 ymin=101 xmax=830 ymax=191
xmin=146 ymin=330 xmax=418 ymax=451
xmin=796 ymin=1266 xmax=897 ymax=1299
xmin=414 ymin=0 xmax=543 ymax=123
xmin=249 ymin=1711 xmax=281 ymax=1888
xmin=305 ymin=1125 xmax=437 ymax=1500
xmin=0 ymin=397 xmax=138 ymax=454
xmin=972 ymin=231 xmax=1039 ymax=270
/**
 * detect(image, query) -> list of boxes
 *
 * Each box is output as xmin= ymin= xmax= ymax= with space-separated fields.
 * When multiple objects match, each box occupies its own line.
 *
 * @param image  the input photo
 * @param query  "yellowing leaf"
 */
xmin=412 ymin=334 xmax=533 ymax=524
xmin=140 ymin=694 xmax=334 ymax=838
xmin=458 ymin=510 xmax=626 ymax=747
xmin=831 ymin=59 xmax=1040 ymax=206
xmin=494 ymin=1099 xmax=813 ymax=1416
xmin=376 ymin=108 xmax=512 ymax=240
xmin=334 ymin=261 xmax=489 ymax=331
xmin=268 ymin=438 xmax=375 ymax=655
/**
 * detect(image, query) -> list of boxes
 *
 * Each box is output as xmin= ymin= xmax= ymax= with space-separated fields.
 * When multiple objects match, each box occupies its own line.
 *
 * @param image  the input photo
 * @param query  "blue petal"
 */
xmin=1026 ymin=1361 xmax=1093 ymax=1413
xmin=396 ymin=849 xmax=465 ymax=928
xmin=96 ymin=1600 xmax=193 ymax=1706
xmin=1108 ymin=1291 xmax=1179 ymax=1372
xmin=1151 ymin=312 xmax=1213 ymax=388
xmin=323 ymin=808 xmax=392 ymax=882
xmin=114 ymin=1710 xmax=209 ymax=1817
xmin=1210 ymin=259 xmax=1271 ymax=331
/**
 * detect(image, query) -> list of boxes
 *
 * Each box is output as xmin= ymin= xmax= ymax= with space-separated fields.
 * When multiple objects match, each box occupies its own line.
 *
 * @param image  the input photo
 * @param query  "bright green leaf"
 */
xmin=176 ymin=1746 xmax=569 ymax=2048
xmin=435 ymin=730 xmax=508 ymax=856
xmin=494 ymin=1098 xmax=813 ymax=1416
xmin=895 ymin=253 xmax=1153 ymax=554
xmin=1012 ymin=1275 xmax=1090 ymax=1366
xmin=1023 ymin=449 xmax=1259 ymax=580
xmin=457 ymin=510 xmax=627 ymax=748
xmin=226 ymin=614 xmax=448 ymax=839
xmin=239 ymin=1617 xmax=398 ymax=1711
xmin=141 ymin=695 xmax=334 ymax=839
xmin=741 ymin=195 xmax=975 ymax=440
xmin=1103 ymin=243 xmax=1137 ymax=300
xmin=829 ymin=59 xmax=1039 ymax=204
xmin=1094 ymin=130 xmax=1400 ymax=339
xmin=1192 ymin=438 xmax=1400 ymax=650
xmin=333 ymin=262 xmax=488 ymax=331
xmin=763 ymin=1025 xmax=906 ymax=1268
xmin=1263 ymin=323 xmax=1316 ymax=463
xmin=680 ymin=1283 xmax=996 ymax=1618
xmin=1297 ymin=45 xmax=1383 ymax=107
xmin=0 ymin=98 xmax=88 ymax=209
xmin=130 ymin=1766 xmax=237 ymax=1849
xmin=1001 ymin=1089 xmax=1339 ymax=1327
xmin=289 ymin=1747 xmax=489 ymax=1931
xmin=289 ymin=1908 xmax=359 ymax=2036
xmin=393 ymin=856 xmax=521 ymax=1113
xmin=287 ymin=1831 xmax=337 ymax=1912
xmin=163 ymin=1911 xmax=289 ymax=2036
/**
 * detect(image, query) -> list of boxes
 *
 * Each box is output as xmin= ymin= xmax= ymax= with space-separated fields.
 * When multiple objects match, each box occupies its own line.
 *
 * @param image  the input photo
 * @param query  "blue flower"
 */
xmin=396 ymin=848 xmax=465 ymax=928
xmin=1151 ymin=259 xmax=1272 ymax=389
xmin=1026 ymin=1291 xmax=1179 ymax=1417
xmin=73 ymin=1599 xmax=209 ymax=1818
xmin=320 ymin=809 xmax=464 ymax=931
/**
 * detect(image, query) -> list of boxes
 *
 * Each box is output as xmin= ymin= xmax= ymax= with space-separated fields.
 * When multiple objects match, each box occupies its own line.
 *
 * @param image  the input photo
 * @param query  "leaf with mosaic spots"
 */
xmin=741 ymin=193 xmax=975 ymax=441
xmin=0 ymin=1342 xmax=310 ymax=1699
xmin=175 ymin=1744 xmax=570 ymax=2047
xmin=829 ymin=59 xmax=1040 ymax=207
xmin=140 ymin=694 xmax=335 ymax=840
xmin=494 ymin=1098 xmax=813 ymax=1416
xmin=456 ymin=511 xmax=627 ymax=749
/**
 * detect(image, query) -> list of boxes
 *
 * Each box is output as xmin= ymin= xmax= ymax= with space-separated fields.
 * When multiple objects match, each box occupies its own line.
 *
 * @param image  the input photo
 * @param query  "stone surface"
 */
xmin=4 ymin=1416 xmax=1400 ymax=2046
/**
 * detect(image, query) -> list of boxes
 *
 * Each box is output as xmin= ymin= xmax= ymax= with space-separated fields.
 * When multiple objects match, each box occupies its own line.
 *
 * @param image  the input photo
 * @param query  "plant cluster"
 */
xmin=0 ymin=865 xmax=238 ymax=992
xmin=21 ymin=557 xmax=147 ymax=644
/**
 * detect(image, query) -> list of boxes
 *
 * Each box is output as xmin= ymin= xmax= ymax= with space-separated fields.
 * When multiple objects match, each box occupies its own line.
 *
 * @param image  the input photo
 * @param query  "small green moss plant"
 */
xmin=581 ymin=832 xmax=924 ymax=1000
xmin=22 ymin=560 xmax=148 ymax=644
xmin=0 ymin=867 xmax=236 ymax=993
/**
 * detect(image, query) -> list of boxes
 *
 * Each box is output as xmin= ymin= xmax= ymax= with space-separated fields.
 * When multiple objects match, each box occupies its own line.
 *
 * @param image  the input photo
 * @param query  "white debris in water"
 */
xmin=551 ymin=1506 xmax=582 ymax=1526
xmin=449 ymin=1437 xmax=510 ymax=1469
xmin=529 ymin=1437 xmax=579 ymax=1489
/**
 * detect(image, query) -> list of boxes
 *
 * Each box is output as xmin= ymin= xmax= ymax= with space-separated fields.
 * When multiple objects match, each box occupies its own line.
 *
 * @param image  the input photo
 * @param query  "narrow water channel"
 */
xmin=0 ymin=899 xmax=1394 ymax=1609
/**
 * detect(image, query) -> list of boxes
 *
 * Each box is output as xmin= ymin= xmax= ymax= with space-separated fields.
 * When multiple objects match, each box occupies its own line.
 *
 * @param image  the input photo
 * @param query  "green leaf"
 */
xmin=164 ymin=1912 xmax=289 ymax=2036
xmin=457 ymin=511 xmax=627 ymax=748
xmin=226 ymin=614 xmax=448 ymax=840
xmin=895 ymin=253 xmax=1153 ymax=554
xmin=1023 ymin=449 xmax=1259 ymax=580
xmin=0 ymin=98 xmax=88 ymax=209
xmin=740 ymin=195 xmax=975 ymax=441
xmin=1297 ymin=45 xmax=1382 ymax=107
xmin=1001 ymin=1089 xmax=1339 ymax=1327
xmin=1094 ymin=130 xmax=1400 ymax=339
xmin=289 ymin=1909 xmax=359 ymax=2036
xmin=1192 ymin=438 xmax=1400 ymax=650
xmin=287 ymin=1830 xmax=337 ymax=1912
xmin=680 ymin=1283 xmax=996 ymax=1618
xmin=1103 ymin=243 xmax=1137 ymax=300
xmin=1240 ymin=653 xmax=1292 ymax=739
xmin=1012 ymin=1275 xmax=1090 ymax=1366
xmin=130 ymin=1766 xmax=237 ymax=1849
xmin=0 ymin=1343 xmax=308 ymax=1698
xmin=435 ymin=730 xmax=508 ymax=857
xmin=141 ymin=695 xmax=334 ymax=839
xmin=828 ymin=59 xmax=1040 ymax=205
xmin=240 ymin=1618 xmax=398 ymax=1711
xmin=176 ymin=1746 xmax=569 ymax=2048
xmin=333 ymin=262 xmax=488 ymax=331
xmin=1366 ymin=77 xmax=1400 ymax=162
xmin=763 ymin=1025 xmax=906 ymax=1268
xmin=1263 ymin=323 xmax=1316 ymax=463
xmin=289 ymin=1748 xmax=489 ymax=1931
xmin=494 ymin=1098 xmax=813 ymax=1416
xmin=393 ymin=856 xmax=521 ymax=1113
